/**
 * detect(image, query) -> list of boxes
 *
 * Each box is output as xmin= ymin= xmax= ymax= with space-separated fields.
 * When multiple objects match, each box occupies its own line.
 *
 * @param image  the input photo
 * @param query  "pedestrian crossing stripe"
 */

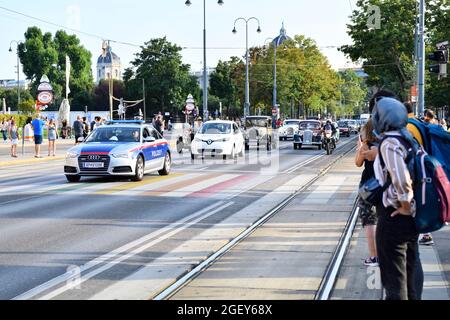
xmin=144 ymin=173 xmax=220 ymax=197
xmin=94 ymin=173 xmax=184 ymax=195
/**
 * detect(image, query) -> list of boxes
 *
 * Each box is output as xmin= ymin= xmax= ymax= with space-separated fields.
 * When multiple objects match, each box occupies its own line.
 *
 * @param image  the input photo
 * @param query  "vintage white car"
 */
xmin=191 ymin=120 xmax=245 ymax=160
xmin=64 ymin=121 xmax=171 ymax=182
xmin=279 ymin=119 xmax=302 ymax=141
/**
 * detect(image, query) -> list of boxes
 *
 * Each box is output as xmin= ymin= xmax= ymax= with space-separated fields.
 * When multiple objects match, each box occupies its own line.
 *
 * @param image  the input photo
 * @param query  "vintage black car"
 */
xmin=293 ymin=120 xmax=324 ymax=150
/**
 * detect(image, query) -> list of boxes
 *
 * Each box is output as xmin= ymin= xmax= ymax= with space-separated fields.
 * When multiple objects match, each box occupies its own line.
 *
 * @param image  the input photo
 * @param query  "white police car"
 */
xmin=64 ymin=121 xmax=171 ymax=182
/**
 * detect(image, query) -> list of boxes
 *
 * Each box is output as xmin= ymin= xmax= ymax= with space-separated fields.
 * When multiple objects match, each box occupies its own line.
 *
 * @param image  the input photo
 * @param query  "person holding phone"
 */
xmin=355 ymin=119 xmax=379 ymax=267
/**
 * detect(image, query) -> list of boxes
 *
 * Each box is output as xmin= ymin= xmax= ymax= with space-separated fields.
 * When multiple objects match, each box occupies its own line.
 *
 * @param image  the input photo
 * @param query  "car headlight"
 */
xmin=194 ymin=137 xmax=202 ymax=142
xmin=66 ymin=152 xmax=79 ymax=159
xmin=111 ymin=153 xmax=130 ymax=159
xmin=313 ymin=132 xmax=318 ymax=137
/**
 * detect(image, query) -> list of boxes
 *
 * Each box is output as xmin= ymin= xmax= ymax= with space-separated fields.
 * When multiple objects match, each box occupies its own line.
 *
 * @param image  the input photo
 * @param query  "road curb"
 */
xmin=0 ymin=156 xmax=65 ymax=168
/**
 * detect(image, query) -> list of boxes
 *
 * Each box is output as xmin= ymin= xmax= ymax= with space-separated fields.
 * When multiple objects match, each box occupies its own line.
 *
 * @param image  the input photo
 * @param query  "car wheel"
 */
xmin=66 ymin=175 xmax=81 ymax=183
xmin=191 ymin=153 xmax=196 ymax=161
xmin=132 ymin=156 xmax=145 ymax=182
xmin=318 ymin=144 xmax=322 ymax=150
xmin=245 ymin=143 xmax=250 ymax=151
xmin=176 ymin=138 xmax=184 ymax=154
xmin=158 ymin=152 xmax=171 ymax=176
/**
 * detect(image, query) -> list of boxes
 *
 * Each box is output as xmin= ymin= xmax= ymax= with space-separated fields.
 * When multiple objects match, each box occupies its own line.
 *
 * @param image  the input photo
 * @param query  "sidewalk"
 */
xmin=0 ymin=139 xmax=73 ymax=167
xmin=169 ymin=150 xmax=450 ymax=300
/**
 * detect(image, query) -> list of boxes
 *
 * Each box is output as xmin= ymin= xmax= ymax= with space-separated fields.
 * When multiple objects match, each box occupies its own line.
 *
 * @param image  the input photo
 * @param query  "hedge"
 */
xmin=0 ymin=114 xmax=33 ymax=128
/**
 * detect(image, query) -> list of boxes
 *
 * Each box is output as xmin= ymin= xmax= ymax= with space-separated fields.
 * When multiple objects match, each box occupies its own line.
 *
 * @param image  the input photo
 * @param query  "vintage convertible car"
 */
xmin=64 ymin=121 xmax=171 ymax=182
xmin=279 ymin=119 xmax=302 ymax=141
xmin=293 ymin=120 xmax=324 ymax=150
xmin=244 ymin=116 xmax=275 ymax=151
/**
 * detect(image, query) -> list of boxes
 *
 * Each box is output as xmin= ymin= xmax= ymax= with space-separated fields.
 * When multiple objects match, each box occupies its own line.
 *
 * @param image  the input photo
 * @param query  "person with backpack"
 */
xmin=372 ymin=97 xmax=422 ymax=300
xmin=406 ymin=104 xmax=450 ymax=246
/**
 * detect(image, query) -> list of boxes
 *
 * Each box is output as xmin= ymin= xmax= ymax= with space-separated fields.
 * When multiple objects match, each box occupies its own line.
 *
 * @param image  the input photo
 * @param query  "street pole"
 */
xmin=233 ymin=17 xmax=261 ymax=119
xmin=418 ymin=0 xmax=426 ymax=116
xmin=9 ymin=41 xmax=21 ymax=107
xmin=185 ymin=0 xmax=224 ymax=121
xmin=273 ymin=44 xmax=277 ymax=111
xmin=142 ymin=78 xmax=146 ymax=121
xmin=203 ymin=0 xmax=208 ymax=121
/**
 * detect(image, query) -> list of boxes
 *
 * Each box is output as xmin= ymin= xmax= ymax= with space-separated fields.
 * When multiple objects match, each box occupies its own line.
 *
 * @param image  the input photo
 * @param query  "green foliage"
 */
xmin=124 ymin=37 xmax=201 ymax=118
xmin=18 ymin=27 xmax=94 ymax=110
xmin=0 ymin=114 xmax=31 ymax=128
xmin=18 ymin=99 xmax=36 ymax=115
xmin=341 ymin=0 xmax=449 ymax=107
xmin=0 ymin=88 xmax=33 ymax=111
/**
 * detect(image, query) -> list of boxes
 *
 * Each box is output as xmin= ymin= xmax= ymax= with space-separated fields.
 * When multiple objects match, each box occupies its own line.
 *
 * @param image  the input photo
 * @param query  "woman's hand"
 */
xmin=362 ymin=146 xmax=378 ymax=161
xmin=391 ymin=201 xmax=413 ymax=217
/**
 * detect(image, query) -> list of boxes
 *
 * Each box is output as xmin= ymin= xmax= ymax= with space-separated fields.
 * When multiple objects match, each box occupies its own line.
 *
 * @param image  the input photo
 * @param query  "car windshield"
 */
xmin=85 ymin=127 xmax=141 ymax=143
xmin=200 ymin=123 xmax=232 ymax=135
xmin=246 ymin=118 xmax=270 ymax=128
xmin=284 ymin=121 xmax=299 ymax=126
xmin=299 ymin=122 xmax=321 ymax=130
xmin=338 ymin=121 xmax=349 ymax=127
xmin=347 ymin=120 xmax=357 ymax=125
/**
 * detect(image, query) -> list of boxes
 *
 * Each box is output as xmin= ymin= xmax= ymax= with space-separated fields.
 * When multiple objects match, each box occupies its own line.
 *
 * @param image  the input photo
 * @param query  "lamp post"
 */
xmin=8 ymin=40 xmax=23 ymax=107
xmin=232 ymin=17 xmax=262 ymax=118
xmin=185 ymin=0 xmax=224 ymax=122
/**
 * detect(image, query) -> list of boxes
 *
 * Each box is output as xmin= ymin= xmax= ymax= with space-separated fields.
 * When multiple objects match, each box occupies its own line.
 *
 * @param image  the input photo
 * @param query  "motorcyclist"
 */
xmin=323 ymin=120 xmax=337 ymax=148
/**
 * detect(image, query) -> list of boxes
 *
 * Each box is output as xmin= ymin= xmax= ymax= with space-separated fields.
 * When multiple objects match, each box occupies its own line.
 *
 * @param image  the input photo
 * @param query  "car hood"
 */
xmin=195 ymin=134 xmax=231 ymax=141
xmin=70 ymin=143 xmax=141 ymax=155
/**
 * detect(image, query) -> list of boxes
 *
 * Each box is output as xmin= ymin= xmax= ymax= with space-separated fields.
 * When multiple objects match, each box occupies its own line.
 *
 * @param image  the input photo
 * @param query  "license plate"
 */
xmin=83 ymin=162 xmax=104 ymax=169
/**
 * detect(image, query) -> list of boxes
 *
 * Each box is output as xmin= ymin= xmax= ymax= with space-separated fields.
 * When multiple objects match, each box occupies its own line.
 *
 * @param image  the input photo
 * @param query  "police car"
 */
xmin=64 ymin=121 xmax=171 ymax=182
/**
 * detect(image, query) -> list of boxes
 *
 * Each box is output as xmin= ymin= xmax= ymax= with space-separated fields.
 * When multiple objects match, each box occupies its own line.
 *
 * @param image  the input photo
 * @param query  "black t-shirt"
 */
xmin=360 ymin=142 xmax=376 ymax=186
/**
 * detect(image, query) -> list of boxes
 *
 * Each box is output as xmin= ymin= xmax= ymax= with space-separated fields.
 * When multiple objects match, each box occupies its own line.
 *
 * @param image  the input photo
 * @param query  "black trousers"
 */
xmin=376 ymin=205 xmax=423 ymax=300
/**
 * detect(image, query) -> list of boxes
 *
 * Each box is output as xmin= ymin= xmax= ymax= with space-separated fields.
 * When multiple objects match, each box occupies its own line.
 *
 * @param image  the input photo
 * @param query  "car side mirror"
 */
xmin=77 ymin=137 xmax=85 ymax=143
xmin=144 ymin=137 xmax=156 ymax=143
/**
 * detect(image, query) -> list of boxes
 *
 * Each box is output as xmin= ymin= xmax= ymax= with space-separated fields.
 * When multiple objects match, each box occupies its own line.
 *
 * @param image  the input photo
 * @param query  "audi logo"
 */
xmin=87 ymin=155 xmax=101 ymax=161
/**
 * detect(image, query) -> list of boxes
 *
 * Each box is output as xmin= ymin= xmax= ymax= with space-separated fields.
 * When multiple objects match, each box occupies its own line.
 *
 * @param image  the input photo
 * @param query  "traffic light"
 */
xmin=428 ymin=46 xmax=448 ymax=79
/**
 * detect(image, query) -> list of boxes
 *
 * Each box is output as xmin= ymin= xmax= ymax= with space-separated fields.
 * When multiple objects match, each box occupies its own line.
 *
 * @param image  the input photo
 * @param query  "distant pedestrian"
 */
xmin=31 ymin=115 xmax=46 ymax=158
xmin=82 ymin=117 xmax=90 ymax=139
xmin=73 ymin=116 xmax=84 ymax=144
xmin=8 ymin=119 xmax=19 ymax=158
xmin=154 ymin=116 xmax=163 ymax=136
xmin=47 ymin=119 xmax=57 ymax=157
xmin=355 ymin=118 xmax=379 ymax=267
xmin=24 ymin=117 xmax=34 ymax=142
xmin=1 ymin=119 xmax=8 ymax=143
xmin=424 ymin=109 xmax=437 ymax=125
xmin=61 ymin=120 xmax=68 ymax=139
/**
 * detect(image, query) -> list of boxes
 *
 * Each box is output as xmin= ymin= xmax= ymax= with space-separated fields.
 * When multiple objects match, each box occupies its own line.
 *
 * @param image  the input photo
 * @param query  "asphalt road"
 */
xmin=0 ymin=135 xmax=358 ymax=300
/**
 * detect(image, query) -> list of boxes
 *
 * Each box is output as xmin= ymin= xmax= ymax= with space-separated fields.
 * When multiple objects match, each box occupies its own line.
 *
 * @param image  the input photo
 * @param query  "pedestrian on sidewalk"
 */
xmin=31 ymin=115 xmax=46 ymax=158
xmin=372 ymin=97 xmax=422 ymax=300
xmin=1 ymin=119 xmax=8 ymax=143
xmin=73 ymin=116 xmax=84 ymax=145
xmin=355 ymin=118 xmax=379 ymax=267
xmin=47 ymin=119 xmax=57 ymax=157
xmin=24 ymin=117 xmax=34 ymax=143
xmin=8 ymin=119 xmax=19 ymax=158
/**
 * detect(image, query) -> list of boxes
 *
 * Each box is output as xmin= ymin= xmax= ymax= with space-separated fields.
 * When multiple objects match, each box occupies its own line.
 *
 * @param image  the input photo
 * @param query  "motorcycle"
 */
xmin=323 ymin=129 xmax=336 ymax=155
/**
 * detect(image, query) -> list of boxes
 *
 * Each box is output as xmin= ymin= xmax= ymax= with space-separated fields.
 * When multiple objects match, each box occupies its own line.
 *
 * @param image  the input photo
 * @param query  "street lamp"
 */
xmin=232 ymin=17 xmax=262 ymax=118
xmin=8 ymin=40 xmax=23 ymax=107
xmin=185 ymin=0 xmax=224 ymax=121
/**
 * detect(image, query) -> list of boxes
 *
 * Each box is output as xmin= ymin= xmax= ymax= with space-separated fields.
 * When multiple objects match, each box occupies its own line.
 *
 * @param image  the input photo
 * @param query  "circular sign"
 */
xmin=38 ymin=82 xmax=53 ymax=91
xmin=186 ymin=103 xmax=195 ymax=112
xmin=37 ymin=91 xmax=53 ymax=105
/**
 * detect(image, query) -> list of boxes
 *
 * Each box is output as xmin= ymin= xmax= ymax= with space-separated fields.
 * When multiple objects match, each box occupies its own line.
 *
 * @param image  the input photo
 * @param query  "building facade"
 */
xmin=96 ymin=41 xmax=122 ymax=84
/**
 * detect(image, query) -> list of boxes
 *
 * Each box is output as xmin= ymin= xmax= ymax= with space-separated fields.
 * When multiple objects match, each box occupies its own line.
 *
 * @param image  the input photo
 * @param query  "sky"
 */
xmin=0 ymin=0 xmax=359 ymax=81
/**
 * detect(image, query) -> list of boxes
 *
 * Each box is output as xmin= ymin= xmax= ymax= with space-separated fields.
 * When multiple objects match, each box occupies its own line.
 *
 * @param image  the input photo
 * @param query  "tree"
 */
xmin=18 ymin=27 xmax=94 ymax=110
xmin=18 ymin=99 xmax=36 ymax=115
xmin=338 ymin=70 xmax=368 ymax=117
xmin=209 ymin=57 xmax=244 ymax=116
xmin=341 ymin=0 xmax=449 ymax=105
xmin=93 ymin=80 xmax=125 ymax=111
xmin=124 ymin=37 xmax=200 ymax=118
xmin=0 ymin=88 xmax=33 ymax=111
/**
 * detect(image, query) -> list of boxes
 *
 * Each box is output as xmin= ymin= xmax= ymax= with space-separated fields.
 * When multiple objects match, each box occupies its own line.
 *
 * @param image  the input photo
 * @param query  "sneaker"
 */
xmin=419 ymin=235 xmax=435 ymax=246
xmin=364 ymin=257 xmax=379 ymax=267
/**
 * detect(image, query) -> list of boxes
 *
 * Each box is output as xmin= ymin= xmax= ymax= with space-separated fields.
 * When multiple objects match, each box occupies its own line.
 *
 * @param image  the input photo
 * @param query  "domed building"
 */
xmin=96 ymin=41 xmax=122 ymax=84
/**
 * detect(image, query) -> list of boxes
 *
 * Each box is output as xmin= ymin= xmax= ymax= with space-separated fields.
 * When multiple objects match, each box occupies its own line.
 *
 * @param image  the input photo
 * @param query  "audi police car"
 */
xmin=64 ymin=121 xmax=171 ymax=182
